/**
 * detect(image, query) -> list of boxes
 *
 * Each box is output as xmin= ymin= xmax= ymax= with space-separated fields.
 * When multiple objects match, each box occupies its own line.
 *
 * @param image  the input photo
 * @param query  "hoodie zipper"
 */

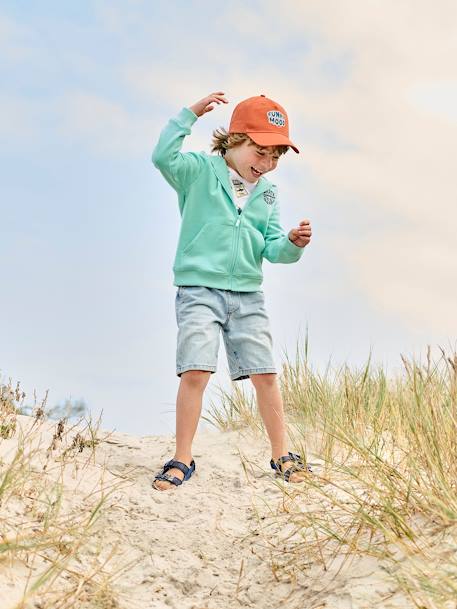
xmin=229 ymin=196 xmax=255 ymax=288
xmin=229 ymin=213 xmax=242 ymax=290
xmin=226 ymin=167 xmax=262 ymax=289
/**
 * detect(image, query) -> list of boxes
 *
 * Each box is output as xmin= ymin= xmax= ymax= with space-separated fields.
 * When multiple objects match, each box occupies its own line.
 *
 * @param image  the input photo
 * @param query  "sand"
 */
xmin=0 ymin=415 xmax=412 ymax=609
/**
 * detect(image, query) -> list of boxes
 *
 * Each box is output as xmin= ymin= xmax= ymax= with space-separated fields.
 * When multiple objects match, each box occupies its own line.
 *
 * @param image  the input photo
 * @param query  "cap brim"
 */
xmin=246 ymin=131 xmax=299 ymax=154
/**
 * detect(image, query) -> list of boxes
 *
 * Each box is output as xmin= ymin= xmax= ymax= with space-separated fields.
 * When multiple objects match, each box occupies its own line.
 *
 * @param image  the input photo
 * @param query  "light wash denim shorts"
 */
xmin=175 ymin=286 xmax=277 ymax=381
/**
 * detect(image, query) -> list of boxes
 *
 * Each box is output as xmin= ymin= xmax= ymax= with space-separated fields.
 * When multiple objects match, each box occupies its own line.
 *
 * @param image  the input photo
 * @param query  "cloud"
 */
xmin=114 ymin=1 xmax=457 ymax=336
xmin=0 ymin=13 xmax=36 ymax=62
xmin=54 ymin=91 xmax=154 ymax=157
xmin=341 ymin=229 xmax=457 ymax=335
xmin=243 ymin=0 xmax=457 ymax=336
xmin=0 ymin=94 xmax=43 ymax=140
xmin=2 ymin=1 xmax=456 ymax=337
xmin=407 ymin=80 xmax=457 ymax=123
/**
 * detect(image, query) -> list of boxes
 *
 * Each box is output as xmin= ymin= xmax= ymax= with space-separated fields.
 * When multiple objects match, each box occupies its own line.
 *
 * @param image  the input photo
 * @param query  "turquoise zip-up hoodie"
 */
xmin=151 ymin=107 xmax=305 ymax=292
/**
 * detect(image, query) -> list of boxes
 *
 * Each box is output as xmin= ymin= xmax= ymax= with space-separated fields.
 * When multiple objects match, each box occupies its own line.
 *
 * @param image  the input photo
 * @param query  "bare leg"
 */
xmin=250 ymin=372 xmax=308 ymax=482
xmin=153 ymin=370 xmax=211 ymax=491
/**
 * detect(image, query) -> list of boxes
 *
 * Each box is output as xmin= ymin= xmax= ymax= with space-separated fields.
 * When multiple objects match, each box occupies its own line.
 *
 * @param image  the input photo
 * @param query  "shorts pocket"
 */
xmin=177 ymin=285 xmax=196 ymax=299
xmin=245 ymin=289 xmax=265 ymax=306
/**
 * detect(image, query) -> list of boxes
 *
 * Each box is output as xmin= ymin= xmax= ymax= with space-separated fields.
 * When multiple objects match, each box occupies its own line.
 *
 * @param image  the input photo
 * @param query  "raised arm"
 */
xmin=151 ymin=92 xmax=228 ymax=192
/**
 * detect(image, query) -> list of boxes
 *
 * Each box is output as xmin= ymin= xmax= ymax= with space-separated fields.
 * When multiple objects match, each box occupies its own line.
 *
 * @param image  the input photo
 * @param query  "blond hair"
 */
xmin=211 ymin=127 xmax=289 ymax=157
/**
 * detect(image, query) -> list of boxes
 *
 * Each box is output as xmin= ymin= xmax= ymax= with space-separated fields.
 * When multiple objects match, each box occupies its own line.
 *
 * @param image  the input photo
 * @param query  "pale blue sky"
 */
xmin=1 ymin=1 xmax=456 ymax=434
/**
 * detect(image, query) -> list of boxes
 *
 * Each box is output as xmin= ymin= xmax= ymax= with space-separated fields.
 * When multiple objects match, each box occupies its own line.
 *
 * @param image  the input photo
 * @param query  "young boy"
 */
xmin=151 ymin=92 xmax=312 ymax=491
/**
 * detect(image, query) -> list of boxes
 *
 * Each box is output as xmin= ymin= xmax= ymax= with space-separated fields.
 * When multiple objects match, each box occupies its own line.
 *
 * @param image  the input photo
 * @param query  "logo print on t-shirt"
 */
xmin=231 ymin=178 xmax=249 ymax=198
xmin=263 ymin=189 xmax=276 ymax=205
xmin=267 ymin=110 xmax=286 ymax=127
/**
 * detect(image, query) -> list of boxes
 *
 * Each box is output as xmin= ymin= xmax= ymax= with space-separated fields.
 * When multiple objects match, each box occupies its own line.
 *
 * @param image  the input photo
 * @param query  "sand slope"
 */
xmin=1 ymin=418 xmax=412 ymax=609
xmin=93 ymin=427 xmax=411 ymax=609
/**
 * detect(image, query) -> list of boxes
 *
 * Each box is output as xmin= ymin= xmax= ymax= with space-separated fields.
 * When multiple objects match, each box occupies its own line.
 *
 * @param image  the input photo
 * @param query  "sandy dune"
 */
xmin=1 ymin=416 xmax=412 ymax=609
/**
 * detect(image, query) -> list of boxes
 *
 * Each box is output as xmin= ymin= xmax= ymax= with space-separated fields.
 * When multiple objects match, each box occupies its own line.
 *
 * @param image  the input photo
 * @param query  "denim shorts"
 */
xmin=175 ymin=286 xmax=277 ymax=381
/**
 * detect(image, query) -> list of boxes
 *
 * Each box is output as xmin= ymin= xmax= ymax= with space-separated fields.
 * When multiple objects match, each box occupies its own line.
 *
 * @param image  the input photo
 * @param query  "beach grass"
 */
xmin=205 ymin=338 xmax=457 ymax=609
xmin=0 ymin=380 xmax=126 ymax=609
xmin=4 ymin=337 xmax=457 ymax=608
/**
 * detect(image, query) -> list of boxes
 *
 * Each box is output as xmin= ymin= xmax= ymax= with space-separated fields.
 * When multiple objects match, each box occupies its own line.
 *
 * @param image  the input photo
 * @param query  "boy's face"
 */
xmin=225 ymin=140 xmax=282 ymax=183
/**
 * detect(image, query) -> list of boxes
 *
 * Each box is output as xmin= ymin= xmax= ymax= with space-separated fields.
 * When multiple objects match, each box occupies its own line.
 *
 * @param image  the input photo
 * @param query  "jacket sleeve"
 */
xmin=262 ymin=198 xmax=305 ymax=264
xmin=151 ymin=107 xmax=204 ymax=192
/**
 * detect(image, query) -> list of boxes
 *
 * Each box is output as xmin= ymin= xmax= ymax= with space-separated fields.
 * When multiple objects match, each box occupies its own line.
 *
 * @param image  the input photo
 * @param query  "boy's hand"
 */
xmin=288 ymin=220 xmax=312 ymax=248
xmin=189 ymin=92 xmax=229 ymax=117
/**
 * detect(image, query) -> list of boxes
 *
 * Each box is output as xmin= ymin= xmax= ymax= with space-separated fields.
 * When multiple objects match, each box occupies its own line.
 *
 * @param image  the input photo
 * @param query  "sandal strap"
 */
xmin=270 ymin=452 xmax=313 ymax=479
xmin=163 ymin=459 xmax=194 ymax=477
xmin=270 ymin=452 xmax=303 ymax=470
xmin=278 ymin=462 xmax=313 ymax=478
xmin=153 ymin=473 xmax=183 ymax=486
xmin=278 ymin=455 xmax=295 ymax=464
xmin=288 ymin=452 xmax=304 ymax=465
xmin=281 ymin=463 xmax=303 ymax=482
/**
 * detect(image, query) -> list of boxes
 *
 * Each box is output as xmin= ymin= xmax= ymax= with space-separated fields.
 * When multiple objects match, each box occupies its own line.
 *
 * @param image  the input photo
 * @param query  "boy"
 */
xmin=151 ymin=92 xmax=312 ymax=491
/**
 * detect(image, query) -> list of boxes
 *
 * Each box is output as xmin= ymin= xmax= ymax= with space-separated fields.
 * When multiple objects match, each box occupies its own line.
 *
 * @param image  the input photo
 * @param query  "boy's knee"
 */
xmin=250 ymin=372 xmax=277 ymax=387
xmin=181 ymin=370 xmax=211 ymax=387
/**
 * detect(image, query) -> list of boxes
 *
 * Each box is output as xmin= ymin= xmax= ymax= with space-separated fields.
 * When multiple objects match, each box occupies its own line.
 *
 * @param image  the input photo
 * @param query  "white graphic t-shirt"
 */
xmin=227 ymin=165 xmax=259 ymax=214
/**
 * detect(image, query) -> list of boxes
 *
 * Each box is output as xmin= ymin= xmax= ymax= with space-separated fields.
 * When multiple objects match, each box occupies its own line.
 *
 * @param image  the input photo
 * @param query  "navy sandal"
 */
xmin=270 ymin=451 xmax=312 ymax=482
xmin=152 ymin=458 xmax=195 ymax=490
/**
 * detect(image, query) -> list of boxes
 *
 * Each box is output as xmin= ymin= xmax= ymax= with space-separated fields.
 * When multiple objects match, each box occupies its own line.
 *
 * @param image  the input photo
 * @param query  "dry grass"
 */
xmin=202 ymin=381 xmax=261 ymax=433
xmin=206 ymin=338 xmax=457 ymax=609
xmin=0 ymin=379 xmax=128 ymax=609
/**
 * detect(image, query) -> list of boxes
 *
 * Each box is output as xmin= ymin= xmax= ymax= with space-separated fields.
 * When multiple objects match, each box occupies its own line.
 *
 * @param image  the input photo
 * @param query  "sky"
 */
xmin=1 ymin=1 xmax=456 ymax=435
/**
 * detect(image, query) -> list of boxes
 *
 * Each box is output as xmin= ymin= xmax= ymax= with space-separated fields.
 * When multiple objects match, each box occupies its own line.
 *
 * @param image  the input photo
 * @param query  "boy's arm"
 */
xmin=152 ymin=93 xmax=228 ymax=191
xmin=262 ymin=199 xmax=305 ymax=264
xmin=151 ymin=107 xmax=204 ymax=192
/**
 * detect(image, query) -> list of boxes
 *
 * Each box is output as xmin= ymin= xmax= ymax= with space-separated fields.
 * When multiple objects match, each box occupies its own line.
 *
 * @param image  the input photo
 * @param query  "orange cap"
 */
xmin=228 ymin=94 xmax=299 ymax=154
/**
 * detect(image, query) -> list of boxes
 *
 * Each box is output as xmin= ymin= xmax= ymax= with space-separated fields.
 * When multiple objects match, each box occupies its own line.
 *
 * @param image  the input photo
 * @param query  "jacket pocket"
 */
xmin=178 ymin=221 xmax=234 ymax=274
xmin=235 ymin=226 xmax=265 ymax=277
xmin=182 ymin=225 xmax=206 ymax=255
